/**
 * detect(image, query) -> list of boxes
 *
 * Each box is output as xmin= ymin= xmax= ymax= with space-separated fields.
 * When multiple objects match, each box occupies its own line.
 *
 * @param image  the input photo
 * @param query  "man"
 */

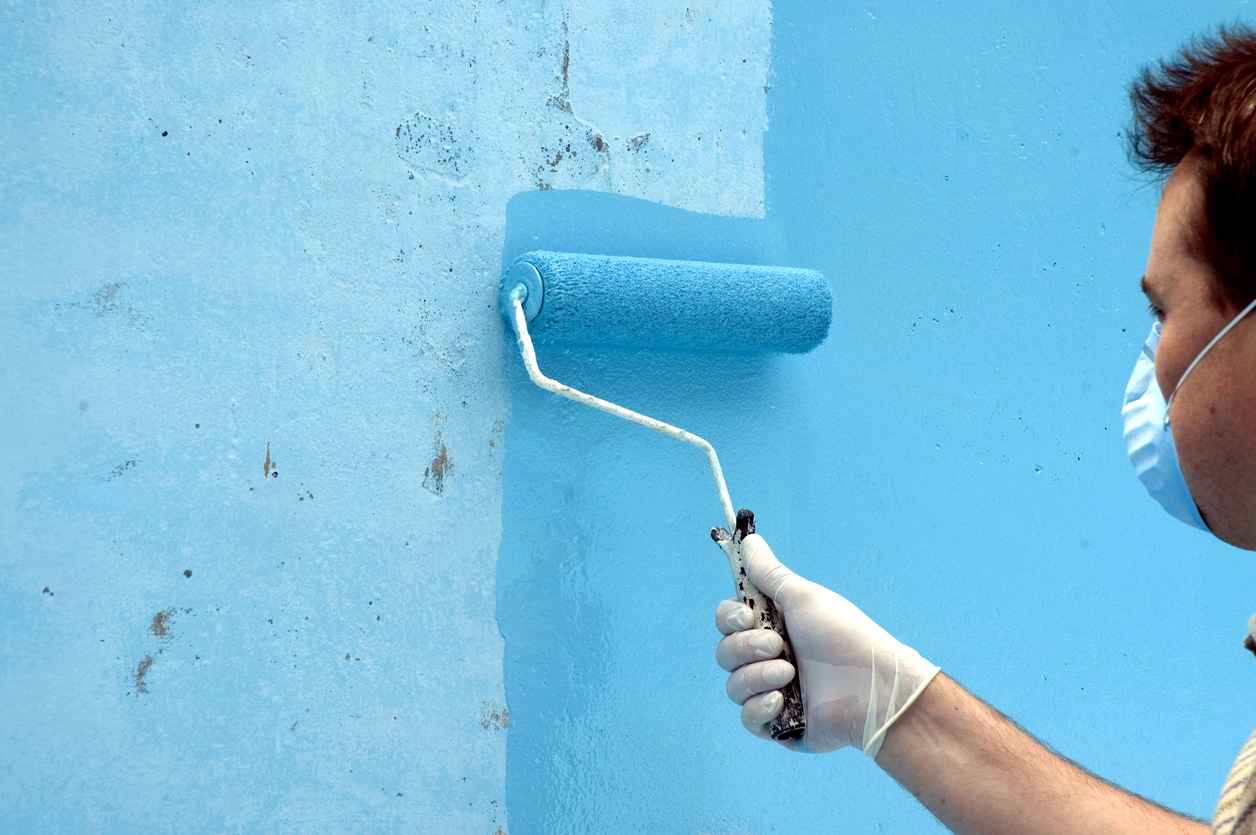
xmin=715 ymin=27 xmax=1256 ymax=835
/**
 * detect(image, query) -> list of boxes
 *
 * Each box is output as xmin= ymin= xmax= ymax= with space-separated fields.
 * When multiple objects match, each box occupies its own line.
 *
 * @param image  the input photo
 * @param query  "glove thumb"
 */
xmin=741 ymin=534 xmax=803 ymax=610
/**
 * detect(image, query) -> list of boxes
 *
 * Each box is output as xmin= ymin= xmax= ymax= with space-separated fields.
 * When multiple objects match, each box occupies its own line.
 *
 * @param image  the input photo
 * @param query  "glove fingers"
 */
xmin=715 ymin=598 xmax=754 ymax=635
xmin=741 ymin=534 xmax=802 ymax=608
xmin=741 ymin=690 xmax=784 ymax=737
xmin=715 ymin=629 xmax=783 ymax=672
xmin=725 ymin=658 xmax=795 ymax=705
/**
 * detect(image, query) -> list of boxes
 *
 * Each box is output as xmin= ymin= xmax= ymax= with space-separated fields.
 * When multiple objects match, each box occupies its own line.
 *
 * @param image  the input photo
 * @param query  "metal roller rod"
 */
xmin=507 ymin=286 xmax=737 ymax=533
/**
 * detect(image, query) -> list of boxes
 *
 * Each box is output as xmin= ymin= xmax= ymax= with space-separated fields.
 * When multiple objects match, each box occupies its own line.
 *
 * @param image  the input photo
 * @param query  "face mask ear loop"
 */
xmin=1164 ymin=295 xmax=1256 ymax=428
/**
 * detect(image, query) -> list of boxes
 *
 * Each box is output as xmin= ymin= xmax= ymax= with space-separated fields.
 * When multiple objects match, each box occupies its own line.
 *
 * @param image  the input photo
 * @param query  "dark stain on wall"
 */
xmin=424 ymin=432 xmax=453 ymax=494
xmin=534 ymin=25 xmax=611 ymax=191
xmin=151 ymin=608 xmax=176 ymax=639
xmin=264 ymin=442 xmax=278 ymax=479
xmin=134 ymin=655 xmax=154 ymax=694
xmin=90 ymin=283 xmax=123 ymax=316
xmin=480 ymin=700 xmax=509 ymax=730
xmin=133 ymin=608 xmax=193 ymax=694
xmin=103 ymin=459 xmax=138 ymax=482
xmin=56 ymin=282 xmax=148 ymax=324
xmin=547 ymin=31 xmax=572 ymax=112
xmin=396 ymin=111 xmax=469 ymax=180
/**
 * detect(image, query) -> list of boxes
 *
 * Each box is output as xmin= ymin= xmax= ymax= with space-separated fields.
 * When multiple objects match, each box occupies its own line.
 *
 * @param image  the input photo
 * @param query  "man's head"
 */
xmin=1130 ymin=28 xmax=1256 ymax=549
xmin=1130 ymin=26 xmax=1256 ymax=310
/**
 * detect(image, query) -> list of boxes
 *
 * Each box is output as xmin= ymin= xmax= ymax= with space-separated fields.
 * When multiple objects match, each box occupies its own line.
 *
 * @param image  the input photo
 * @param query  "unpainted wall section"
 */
xmin=0 ymin=0 xmax=769 ymax=831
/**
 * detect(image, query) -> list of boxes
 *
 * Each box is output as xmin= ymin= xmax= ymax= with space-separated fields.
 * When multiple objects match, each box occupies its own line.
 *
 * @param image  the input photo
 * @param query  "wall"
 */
xmin=5 ymin=1 xmax=1256 ymax=834
xmin=499 ymin=2 xmax=1256 ymax=834
xmin=752 ymin=2 xmax=1256 ymax=829
xmin=1 ymin=0 xmax=767 ymax=832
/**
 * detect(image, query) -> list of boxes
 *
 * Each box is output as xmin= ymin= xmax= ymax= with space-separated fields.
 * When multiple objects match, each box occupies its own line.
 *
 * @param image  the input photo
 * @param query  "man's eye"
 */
xmin=1147 ymin=302 xmax=1164 ymax=320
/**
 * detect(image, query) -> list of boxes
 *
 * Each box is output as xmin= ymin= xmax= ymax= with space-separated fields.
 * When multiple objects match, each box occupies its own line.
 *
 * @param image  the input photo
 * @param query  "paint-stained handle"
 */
xmin=711 ymin=509 xmax=806 ymax=741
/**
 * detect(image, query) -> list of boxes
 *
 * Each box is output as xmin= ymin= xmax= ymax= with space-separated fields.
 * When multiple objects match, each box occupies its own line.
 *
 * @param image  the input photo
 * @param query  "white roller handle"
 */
xmin=507 ymin=288 xmax=737 ymax=533
xmin=506 ymin=286 xmax=806 ymax=741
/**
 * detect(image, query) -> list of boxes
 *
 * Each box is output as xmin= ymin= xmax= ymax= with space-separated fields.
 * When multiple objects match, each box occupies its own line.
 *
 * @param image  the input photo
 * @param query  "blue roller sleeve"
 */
xmin=500 ymin=251 xmax=832 ymax=354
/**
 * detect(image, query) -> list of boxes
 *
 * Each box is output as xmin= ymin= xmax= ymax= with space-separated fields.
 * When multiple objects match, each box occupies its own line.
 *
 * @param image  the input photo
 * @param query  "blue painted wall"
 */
xmin=499 ymin=2 xmax=1256 ymax=834
xmin=5 ymin=1 xmax=1256 ymax=833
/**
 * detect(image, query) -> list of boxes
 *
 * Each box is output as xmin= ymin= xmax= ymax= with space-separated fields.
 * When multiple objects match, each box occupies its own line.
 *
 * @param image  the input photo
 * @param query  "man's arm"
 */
xmin=877 ymin=673 xmax=1207 ymax=835
xmin=715 ymin=534 xmax=1209 ymax=835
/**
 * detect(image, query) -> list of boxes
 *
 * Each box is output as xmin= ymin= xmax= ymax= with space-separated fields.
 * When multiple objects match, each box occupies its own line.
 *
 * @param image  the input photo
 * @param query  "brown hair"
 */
xmin=1128 ymin=26 xmax=1256 ymax=309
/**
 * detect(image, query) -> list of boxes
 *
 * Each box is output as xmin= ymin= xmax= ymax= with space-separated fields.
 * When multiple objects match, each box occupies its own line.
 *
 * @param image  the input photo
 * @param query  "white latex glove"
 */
xmin=715 ymin=534 xmax=940 ymax=757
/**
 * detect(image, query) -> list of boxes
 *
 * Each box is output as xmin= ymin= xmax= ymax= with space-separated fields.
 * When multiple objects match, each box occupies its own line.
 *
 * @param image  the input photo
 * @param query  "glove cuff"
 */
xmin=862 ymin=662 xmax=941 ymax=759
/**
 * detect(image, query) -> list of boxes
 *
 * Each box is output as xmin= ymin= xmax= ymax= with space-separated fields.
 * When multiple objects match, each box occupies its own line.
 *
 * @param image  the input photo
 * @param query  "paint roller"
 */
xmin=500 ymin=250 xmax=832 ymax=741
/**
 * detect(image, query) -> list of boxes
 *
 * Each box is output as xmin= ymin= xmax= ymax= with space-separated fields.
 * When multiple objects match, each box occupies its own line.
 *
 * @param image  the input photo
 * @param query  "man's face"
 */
xmin=1141 ymin=154 xmax=1256 ymax=550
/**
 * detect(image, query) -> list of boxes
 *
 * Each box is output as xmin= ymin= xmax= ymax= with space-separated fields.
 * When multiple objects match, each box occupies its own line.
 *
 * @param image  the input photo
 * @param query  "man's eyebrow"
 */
xmin=1140 ymin=275 xmax=1169 ymax=314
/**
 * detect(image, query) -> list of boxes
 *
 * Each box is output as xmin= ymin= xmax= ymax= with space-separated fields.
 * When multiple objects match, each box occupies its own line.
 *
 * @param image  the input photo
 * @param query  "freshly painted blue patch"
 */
xmin=762 ymin=3 xmax=1256 ymax=827
xmin=498 ymin=2 xmax=1256 ymax=833
xmin=497 ymin=191 xmax=807 ymax=834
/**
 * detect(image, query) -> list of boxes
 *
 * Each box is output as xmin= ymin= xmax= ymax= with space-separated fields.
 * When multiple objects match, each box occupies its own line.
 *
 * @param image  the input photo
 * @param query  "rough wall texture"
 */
xmin=14 ymin=2 xmax=1256 ymax=834
xmin=0 ymin=1 xmax=769 ymax=832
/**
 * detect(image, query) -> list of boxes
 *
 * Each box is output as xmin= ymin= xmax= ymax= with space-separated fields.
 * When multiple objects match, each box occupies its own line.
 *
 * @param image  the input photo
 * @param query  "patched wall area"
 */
xmin=0 ymin=1 xmax=770 ymax=832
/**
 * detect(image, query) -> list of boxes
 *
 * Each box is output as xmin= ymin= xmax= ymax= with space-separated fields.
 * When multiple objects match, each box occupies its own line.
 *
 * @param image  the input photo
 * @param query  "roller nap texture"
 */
xmin=501 ymin=251 xmax=832 ymax=354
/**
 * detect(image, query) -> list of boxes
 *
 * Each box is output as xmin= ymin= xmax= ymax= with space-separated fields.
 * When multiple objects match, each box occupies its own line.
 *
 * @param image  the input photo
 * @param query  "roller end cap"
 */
xmin=500 ymin=261 xmax=545 ymax=323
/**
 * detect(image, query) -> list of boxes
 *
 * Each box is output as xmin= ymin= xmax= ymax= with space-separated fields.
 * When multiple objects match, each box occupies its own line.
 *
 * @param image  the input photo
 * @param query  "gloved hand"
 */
xmin=715 ymin=534 xmax=940 ymax=756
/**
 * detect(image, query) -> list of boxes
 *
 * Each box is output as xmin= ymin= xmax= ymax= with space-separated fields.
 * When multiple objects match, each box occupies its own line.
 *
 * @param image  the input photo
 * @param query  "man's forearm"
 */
xmin=875 ymin=673 xmax=1208 ymax=835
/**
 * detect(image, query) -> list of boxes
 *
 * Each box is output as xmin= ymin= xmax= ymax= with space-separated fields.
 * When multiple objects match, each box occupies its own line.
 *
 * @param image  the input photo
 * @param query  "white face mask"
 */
xmin=1122 ymin=297 xmax=1256 ymax=532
